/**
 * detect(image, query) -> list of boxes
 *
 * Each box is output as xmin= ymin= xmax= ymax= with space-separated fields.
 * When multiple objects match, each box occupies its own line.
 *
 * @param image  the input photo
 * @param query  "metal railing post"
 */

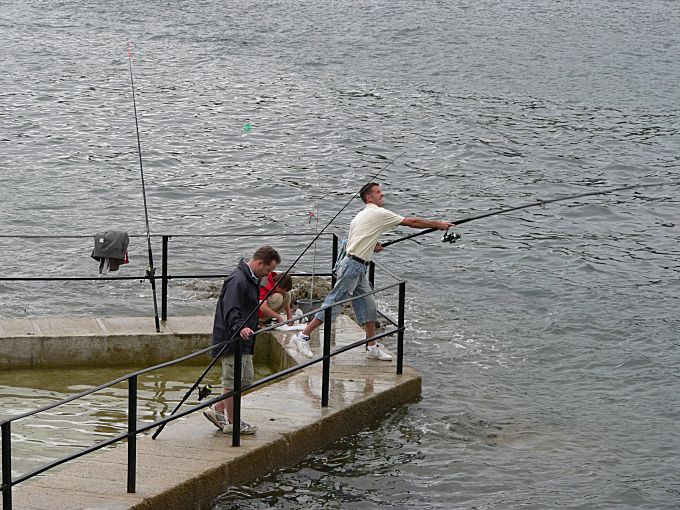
xmin=161 ymin=235 xmax=169 ymax=321
xmin=127 ymin=375 xmax=137 ymax=493
xmin=397 ymin=282 xmax=406 ymax=375
xmin=331 ymin=234 xmax=338 ymax=288
xmin=321 ymin=307 xmax=332 ymax=407
xmin=232 ymin=338 xmax=242 ymax=447
xmin=2 ymin=421 xmax=12 ymax=510
xmin=368 ymin=261 xmax=375 ymax=288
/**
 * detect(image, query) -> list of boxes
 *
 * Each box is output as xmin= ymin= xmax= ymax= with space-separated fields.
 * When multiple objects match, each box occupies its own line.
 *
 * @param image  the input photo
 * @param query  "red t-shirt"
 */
xmin=258 ymin=272 xmax=278 ymax=318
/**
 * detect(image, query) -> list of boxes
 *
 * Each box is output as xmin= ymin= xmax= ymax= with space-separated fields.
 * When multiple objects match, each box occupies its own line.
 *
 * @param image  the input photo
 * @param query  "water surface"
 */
xmin=1 ymin=1 xmax=679 ymax=508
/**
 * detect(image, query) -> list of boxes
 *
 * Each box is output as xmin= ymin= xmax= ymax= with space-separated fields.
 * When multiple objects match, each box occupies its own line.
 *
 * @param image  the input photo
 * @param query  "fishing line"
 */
xmin=127 ymin=43 xmax=161 ymax=333
xmin=152 ymin=152 xmax=405 ymax=439
xmin=309 ymin=163 xmax=321 ymax=307
xmin=381 ymin=180 xmax=679 ymax=249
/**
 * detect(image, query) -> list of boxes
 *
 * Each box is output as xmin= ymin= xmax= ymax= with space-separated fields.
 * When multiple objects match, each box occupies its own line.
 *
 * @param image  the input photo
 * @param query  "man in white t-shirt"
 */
xmin=292 ymin=182 xmax=452 ymax=360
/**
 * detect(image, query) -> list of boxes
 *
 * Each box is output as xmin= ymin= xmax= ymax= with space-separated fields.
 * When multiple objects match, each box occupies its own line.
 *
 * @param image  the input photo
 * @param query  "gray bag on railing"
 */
xmin=91 ymin=231 xmax=129 ymax=274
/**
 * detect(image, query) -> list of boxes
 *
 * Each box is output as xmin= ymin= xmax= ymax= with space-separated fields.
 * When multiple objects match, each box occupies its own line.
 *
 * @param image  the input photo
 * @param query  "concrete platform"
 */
xmin=4 ymin=315 xmax=422 ymax=510
xmin=0 ymin=315 xmax=214 ymax=369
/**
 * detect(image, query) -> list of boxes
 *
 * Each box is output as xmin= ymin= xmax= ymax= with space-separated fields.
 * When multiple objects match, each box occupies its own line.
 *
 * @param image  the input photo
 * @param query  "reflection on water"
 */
xmin=0 ymin=363 xmax=273 ymax=478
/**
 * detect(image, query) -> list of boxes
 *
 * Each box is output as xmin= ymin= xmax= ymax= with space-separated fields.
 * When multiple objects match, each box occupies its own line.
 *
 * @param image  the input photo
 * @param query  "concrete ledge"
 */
xmin=0 ymin=316 xmax=214 ymax=369
xmin=9 ymin=316 xmax=422 ymax=510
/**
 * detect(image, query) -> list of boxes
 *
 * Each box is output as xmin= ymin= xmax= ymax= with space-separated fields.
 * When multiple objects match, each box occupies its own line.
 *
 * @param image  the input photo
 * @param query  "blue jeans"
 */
xmin=314 ymin=257 xmax=376 ymax=325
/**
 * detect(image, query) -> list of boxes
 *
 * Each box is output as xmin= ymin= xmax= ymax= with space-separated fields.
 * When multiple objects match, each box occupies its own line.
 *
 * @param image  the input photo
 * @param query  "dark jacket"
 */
xmin=212 ymin=259 xmax=260 ymax=357
xmin=91 ymin=231 xmax=129 ymax=273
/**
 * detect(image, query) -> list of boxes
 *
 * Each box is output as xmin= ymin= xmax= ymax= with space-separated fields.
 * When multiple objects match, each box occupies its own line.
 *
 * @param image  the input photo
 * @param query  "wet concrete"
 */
xmin=0 ymin=315 xmax=214 ymax=369
xmin=5 ymin=315 xmax=422 ymax=510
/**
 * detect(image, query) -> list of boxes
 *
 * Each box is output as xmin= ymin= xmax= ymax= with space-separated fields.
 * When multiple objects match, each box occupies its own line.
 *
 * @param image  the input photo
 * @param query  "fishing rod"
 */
xmin=309 ymin=163 xmax=322 ymax=308
xmin=381 ymin=180 xmax=678 ymax=249
xmin=152 ymin=152 xmax=406 ymax=439
xmin=127 ymin=44 xmax=161 ymax=333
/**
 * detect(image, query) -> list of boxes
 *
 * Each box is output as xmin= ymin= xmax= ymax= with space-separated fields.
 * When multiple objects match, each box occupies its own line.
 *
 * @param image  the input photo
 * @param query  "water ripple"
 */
xmin=2 ymin=0 xmax=680 ymax=508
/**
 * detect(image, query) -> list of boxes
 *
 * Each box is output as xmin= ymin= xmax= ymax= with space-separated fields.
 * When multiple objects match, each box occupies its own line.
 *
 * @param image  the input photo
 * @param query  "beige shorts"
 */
xmin=259 ymin=292 xmax=291 ymax=324
xmin=267 ymin=292 xmax=290 ymax=312
xmin=221 ymin=354 xmax=254 ymax=389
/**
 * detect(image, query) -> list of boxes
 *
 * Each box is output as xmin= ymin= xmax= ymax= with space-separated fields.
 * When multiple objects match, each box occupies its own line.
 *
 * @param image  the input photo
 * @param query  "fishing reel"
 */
xmin=141 ymin=265 xmax=156 ymax=283
xmin=198 ymin=384 xmax=213 ymax=401
xmin=441 ymin=230 xmax=461 ymax=244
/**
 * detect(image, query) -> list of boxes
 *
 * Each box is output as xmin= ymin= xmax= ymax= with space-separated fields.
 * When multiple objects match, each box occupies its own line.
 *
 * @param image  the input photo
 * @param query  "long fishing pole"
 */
xmin=381 ymin=180 xmax=678 ymax=249
xmin=127 ymin=44 xmax=161 ymax=333
xmin=309 ymin=164 xmax=321 ymax=307
xmin=152 ymin=152 xmax=405 ymax=439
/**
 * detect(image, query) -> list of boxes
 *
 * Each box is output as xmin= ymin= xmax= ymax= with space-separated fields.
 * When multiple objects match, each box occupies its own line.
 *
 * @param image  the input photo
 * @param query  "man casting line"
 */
xmin=292 ymin=182 xmax=452 ymax=360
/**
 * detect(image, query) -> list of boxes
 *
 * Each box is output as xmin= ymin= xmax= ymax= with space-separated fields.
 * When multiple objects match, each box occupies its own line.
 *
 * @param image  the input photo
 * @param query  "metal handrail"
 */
xmin=0 ymin=233 xmax=336 ymax=239
xmin=0 ymin=280 xmax=400 ymax=426
xmin=0 ymin=272 xmax=333 ymax=282
xmin=1 ymin=270 xmax=408 ymax=510
xmin=0 ymin=232 xmax=341 ymax=324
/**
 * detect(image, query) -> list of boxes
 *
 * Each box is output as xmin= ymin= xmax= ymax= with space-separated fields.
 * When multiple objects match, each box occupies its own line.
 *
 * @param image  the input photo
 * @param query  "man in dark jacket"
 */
xmin=203 ymin=245 xmax=281 ymax=435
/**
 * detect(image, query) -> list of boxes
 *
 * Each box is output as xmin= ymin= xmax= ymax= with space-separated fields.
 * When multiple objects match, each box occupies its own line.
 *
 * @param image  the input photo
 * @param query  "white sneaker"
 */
xmin=366 ymin=346 xmax=393 ymax=361
xmin=366 ymin=342 xmax=392 ymax=356
xmin=223 ymin=420 xmax=258 ymax=435
xmin=203 ymin=406 xmax=227 ymax=430
xmin=293 ymin=308 xmax=304 ymax=324
xmin=293 ymin=334 xmax=314 ymax=358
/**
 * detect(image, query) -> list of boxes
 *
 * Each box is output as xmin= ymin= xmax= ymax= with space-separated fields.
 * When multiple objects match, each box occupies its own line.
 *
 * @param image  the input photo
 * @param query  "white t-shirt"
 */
xmin=346 ymin=204 xmax=404 ymax=261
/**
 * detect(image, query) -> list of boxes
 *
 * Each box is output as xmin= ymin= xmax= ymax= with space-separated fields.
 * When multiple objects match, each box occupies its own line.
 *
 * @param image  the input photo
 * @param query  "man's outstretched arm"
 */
xmin=401 ymin=217 xmax=453 ymax=230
